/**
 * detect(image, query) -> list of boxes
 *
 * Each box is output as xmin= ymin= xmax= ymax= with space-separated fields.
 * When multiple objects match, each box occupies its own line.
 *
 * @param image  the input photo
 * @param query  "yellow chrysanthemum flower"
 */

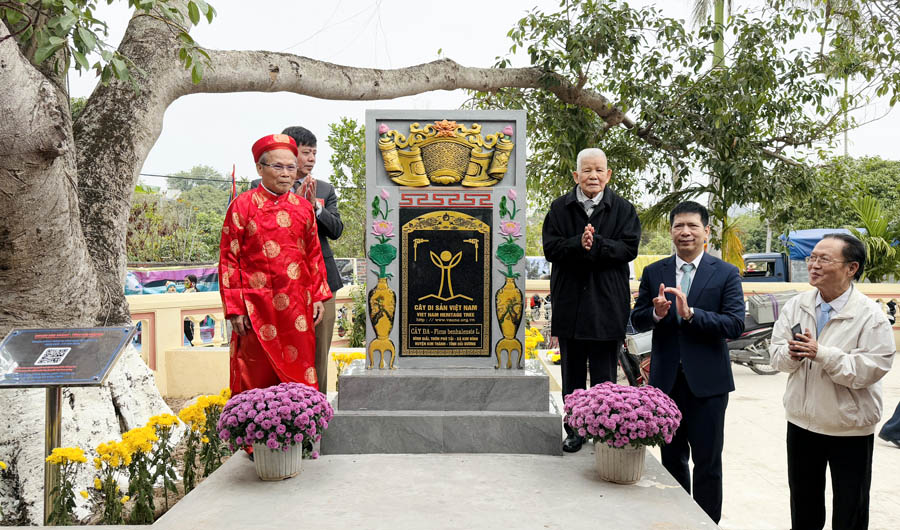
xmin=123 ymin=425 xmax=158 ymax=454
xmin=94 ymin=477 xmax=102 ymax=490
xmin=80 ymin=490 xmax=89 ymax=499
xmin=220 ymin=387 xmax=232 ymax=400
xmin=178 ymin=403 xmax=207 ymax=432
xmin=45 ymin=446 xmax=87 ymax=465
xmin=197 ymin=394 xmax=227 ymax=409
xmin=120 ymin=495 xmax=130 ymax=504
xmin=147 ymin=413 xmax=179 ymax=430
xmin=96 ymin=440 xmax=133 ymax=468
xmin=201 ymin=436 xmax=209 ymax=443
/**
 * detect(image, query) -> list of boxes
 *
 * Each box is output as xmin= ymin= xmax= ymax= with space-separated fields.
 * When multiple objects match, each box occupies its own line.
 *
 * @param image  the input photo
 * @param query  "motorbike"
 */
xmin=618 ymin=310 xmax=780 ymax=386
xmin=727 ymin=313 xmax=777 ymax=375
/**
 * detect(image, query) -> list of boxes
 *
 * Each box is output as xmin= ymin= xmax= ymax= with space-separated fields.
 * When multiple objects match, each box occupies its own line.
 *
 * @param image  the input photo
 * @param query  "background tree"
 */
xmin=126 ymin=182 xmax=227 ymax=263
xmin=848 ymin=196 xmax=900 ymax=283
xmin=525 ymin=211 xmax=544 ymax=256
xmin=771 ymin=156 xmax=900 ymax=232
xmin=472 ymin=1 xmax=900 ymax=266
xmin=168 ymin=164 xmax=229 ymax=192
xmin=326 ymin=117 xmax=366 ymax=259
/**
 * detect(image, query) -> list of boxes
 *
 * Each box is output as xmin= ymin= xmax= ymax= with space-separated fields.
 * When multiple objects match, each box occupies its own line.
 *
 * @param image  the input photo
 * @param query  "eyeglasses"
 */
xmin=259 ymin=162 xmax=298 ymax=173
xmin=805 ymin=255 xmax=847 ymax=266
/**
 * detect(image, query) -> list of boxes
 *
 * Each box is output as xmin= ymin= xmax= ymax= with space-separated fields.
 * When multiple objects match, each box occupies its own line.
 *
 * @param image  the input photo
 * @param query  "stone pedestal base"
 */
xmin=322 ymin=360 xmax=561 ymax=455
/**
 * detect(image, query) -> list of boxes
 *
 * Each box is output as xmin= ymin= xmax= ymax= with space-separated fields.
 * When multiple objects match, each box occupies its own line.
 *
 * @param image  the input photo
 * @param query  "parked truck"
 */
xmin=742 ymin=228 xmax=856 ymax=282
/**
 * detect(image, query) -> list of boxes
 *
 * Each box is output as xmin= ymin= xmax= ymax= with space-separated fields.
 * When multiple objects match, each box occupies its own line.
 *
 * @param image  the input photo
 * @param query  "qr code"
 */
xmin=35 ymin=347 xmax=72 ymax=366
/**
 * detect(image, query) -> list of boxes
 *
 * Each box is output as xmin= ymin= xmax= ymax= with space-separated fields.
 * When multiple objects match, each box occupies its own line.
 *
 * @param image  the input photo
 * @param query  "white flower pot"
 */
xmin=593 ymin=441 xmax=645 ymax=485
xmin=252 ymin=442 xmax=302 ymax=481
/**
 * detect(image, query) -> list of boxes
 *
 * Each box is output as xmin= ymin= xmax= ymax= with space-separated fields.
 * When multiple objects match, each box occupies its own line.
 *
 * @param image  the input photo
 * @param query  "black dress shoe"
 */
xmin=562 ymin=433 xmax=585 ymax=453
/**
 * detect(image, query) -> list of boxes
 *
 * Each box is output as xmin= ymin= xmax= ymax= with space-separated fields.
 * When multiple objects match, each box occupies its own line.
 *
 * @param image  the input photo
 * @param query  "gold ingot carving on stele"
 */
xmin=377 ymin=120 xmax=514 ymax=187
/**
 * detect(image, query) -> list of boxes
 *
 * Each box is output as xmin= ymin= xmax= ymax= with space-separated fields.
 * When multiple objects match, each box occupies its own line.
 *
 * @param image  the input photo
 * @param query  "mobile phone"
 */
xmin=791 ymin=323 xmax=802 ymax=338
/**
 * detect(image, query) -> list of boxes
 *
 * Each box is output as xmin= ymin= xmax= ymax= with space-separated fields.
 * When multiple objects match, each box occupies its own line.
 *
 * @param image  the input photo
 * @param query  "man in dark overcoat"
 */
xmin=542 ymin=147 xmax=641 ymax=453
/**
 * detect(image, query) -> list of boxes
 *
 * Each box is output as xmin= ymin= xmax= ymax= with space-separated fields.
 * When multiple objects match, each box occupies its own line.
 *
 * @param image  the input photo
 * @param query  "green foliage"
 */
xmin=150 ymin=424 xmax=178 ymax=512
xmin=848 ymin=196 xmax=900 ymax=283
xmin=772 ymin=156 xmax=900 ymax=234
xmin=169 ymin=165 xmax=228 ymax=192
xmin=348 ymin=285 xmax=366 ymax=348
xmin=525 ymin=213 xmax=543 ymax=256
xmin=127 ymin=181 xmax=227 ymax=263
xmin=733 ymin=212 xmax=771 ymax=254
xmin=69 ymin=96 xmax=87 ymax=122
xmin=470 ymin=0 xmax=900 ymax=243
xmin=327 ymin=118 xmax=366 ymax=258
xmin=638 ymin=227 xmax=673 ymax=255
xmin=1 ymin=0 xmax=216 ymax=88
xmin=46 ymin=465 xmax=77 ymax=525
xmin=126 ymin=451 xmax=154 ymax=524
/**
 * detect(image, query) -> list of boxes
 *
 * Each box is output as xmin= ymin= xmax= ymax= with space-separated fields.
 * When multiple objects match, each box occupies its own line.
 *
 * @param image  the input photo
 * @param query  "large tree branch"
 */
xmin=181 ymin=52 xmax=636 ymax=131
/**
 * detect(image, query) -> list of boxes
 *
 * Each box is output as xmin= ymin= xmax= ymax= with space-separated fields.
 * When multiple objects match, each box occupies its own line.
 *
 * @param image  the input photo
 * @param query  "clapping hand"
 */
xmin=653 ymin=283 xmax=672 ymax=319
xmin=664 ymin=286 xmax=692 ymax=320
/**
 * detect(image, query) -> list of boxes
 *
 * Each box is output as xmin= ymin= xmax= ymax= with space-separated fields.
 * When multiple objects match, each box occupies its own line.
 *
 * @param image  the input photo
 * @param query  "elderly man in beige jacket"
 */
xmin=770 ymin=233 xmax=895 ymax=530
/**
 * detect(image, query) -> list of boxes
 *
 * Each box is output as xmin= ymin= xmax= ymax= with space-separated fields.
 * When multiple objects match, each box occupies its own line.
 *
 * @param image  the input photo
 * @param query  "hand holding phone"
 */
xmin=789 ymin=323 xmax=805 ymax=360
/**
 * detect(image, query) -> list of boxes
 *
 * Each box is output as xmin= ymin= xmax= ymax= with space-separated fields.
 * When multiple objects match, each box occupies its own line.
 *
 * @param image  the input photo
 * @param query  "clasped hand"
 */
xmin=652 ymin=283 xmax=693 ymax=320
xmin=298 ymin=177 xmax=317 ymax=207
xmin=581 ymin=224 xmax=595 ymax=251
xmin=788 ymin=329 xmax=818 ymax=360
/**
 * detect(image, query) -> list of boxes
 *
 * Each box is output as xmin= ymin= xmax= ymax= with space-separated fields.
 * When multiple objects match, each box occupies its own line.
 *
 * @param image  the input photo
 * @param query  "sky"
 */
xmin=68 ymin=0 xmax=899 ymax=195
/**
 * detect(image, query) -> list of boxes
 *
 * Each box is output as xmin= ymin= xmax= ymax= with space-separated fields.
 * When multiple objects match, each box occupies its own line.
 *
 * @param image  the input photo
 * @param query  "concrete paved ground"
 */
xmin=155 ymin=449 xmax=715 ymax=530
xmin=541 ymin=351 xmax=900 ymax=530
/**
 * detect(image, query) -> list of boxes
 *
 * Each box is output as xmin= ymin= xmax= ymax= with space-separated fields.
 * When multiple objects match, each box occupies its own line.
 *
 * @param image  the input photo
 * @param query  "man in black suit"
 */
xmin=251 ymin=126 xmax=344 ymax=391
xmin=631 ymin=201 xmax=745 ymax=524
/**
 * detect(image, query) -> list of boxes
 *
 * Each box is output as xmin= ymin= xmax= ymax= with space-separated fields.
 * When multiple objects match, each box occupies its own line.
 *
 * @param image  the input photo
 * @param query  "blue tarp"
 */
xmin=779 ymin=228 xmax=859 ymax=260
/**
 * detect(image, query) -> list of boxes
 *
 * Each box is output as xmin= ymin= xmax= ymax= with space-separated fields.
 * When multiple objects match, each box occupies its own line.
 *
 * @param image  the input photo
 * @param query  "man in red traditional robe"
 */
xmin=219 ymin=134 xmax=332 ymax=395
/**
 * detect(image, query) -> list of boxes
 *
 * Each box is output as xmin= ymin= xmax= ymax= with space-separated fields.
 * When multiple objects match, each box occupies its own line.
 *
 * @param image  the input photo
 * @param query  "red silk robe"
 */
xmin=219 ymin=187 xmax=332 ymax=394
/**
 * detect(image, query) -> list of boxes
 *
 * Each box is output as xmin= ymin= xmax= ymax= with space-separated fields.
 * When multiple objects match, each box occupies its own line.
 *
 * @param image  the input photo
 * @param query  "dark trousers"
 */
xmin=878 ymin=402 xmax=900 ymax=442
xmin=660 ymin=368 xmax=728 ymax=524
xmin=787 ymin=422 xmax=873 ymax=530
xmin=559 ymin=338 xmax=618 ymax=435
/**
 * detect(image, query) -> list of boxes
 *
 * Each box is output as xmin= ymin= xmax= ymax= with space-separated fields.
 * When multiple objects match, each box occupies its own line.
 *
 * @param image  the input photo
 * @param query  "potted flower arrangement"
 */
xmin=217 ymin=382 xmax=334 ymax=481
xmin=564 ymin=381 xmax=681 ymax=484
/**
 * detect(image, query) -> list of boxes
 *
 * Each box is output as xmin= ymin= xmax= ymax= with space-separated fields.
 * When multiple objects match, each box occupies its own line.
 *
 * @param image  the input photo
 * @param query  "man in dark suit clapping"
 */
xmin=631 ymin=201 xmax=745 ymax=524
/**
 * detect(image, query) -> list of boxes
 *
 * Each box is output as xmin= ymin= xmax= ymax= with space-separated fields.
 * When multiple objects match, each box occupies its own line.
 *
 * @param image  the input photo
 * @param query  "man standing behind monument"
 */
xmin=282 ymin=126 xmax=344 ymax=395
xmin=220 ymin=134 xmax=332 ymax=395
xmin=542 ymin=147 xmax=641 ymax=453
xmin=631 ymin=201 xmax=745 ymax=524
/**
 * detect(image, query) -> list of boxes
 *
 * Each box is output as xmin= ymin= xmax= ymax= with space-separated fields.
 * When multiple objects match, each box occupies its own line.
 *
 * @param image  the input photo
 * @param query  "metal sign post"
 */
xmin=44 ymin=387 xmax=62 ymax=524
xmin=0 ymin=327 xmax=136 ymax=525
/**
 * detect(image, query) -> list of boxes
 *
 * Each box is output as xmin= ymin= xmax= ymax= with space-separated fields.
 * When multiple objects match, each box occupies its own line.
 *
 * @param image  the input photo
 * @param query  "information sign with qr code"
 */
xmin=0 ymin=327 xmax=136 ymax=388
xmin=34 ymin=347 xmax=72 ymax=366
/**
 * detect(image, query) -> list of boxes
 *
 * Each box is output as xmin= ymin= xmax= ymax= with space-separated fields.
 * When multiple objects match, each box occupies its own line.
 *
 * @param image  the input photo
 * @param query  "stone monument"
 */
xmin=322 ymin=110 xmax=560 ymax=455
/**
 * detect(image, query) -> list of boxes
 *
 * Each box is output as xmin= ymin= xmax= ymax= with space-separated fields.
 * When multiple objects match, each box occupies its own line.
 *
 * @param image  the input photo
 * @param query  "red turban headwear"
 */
xmin=252 ymin=134 xmax=298 ymax=162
